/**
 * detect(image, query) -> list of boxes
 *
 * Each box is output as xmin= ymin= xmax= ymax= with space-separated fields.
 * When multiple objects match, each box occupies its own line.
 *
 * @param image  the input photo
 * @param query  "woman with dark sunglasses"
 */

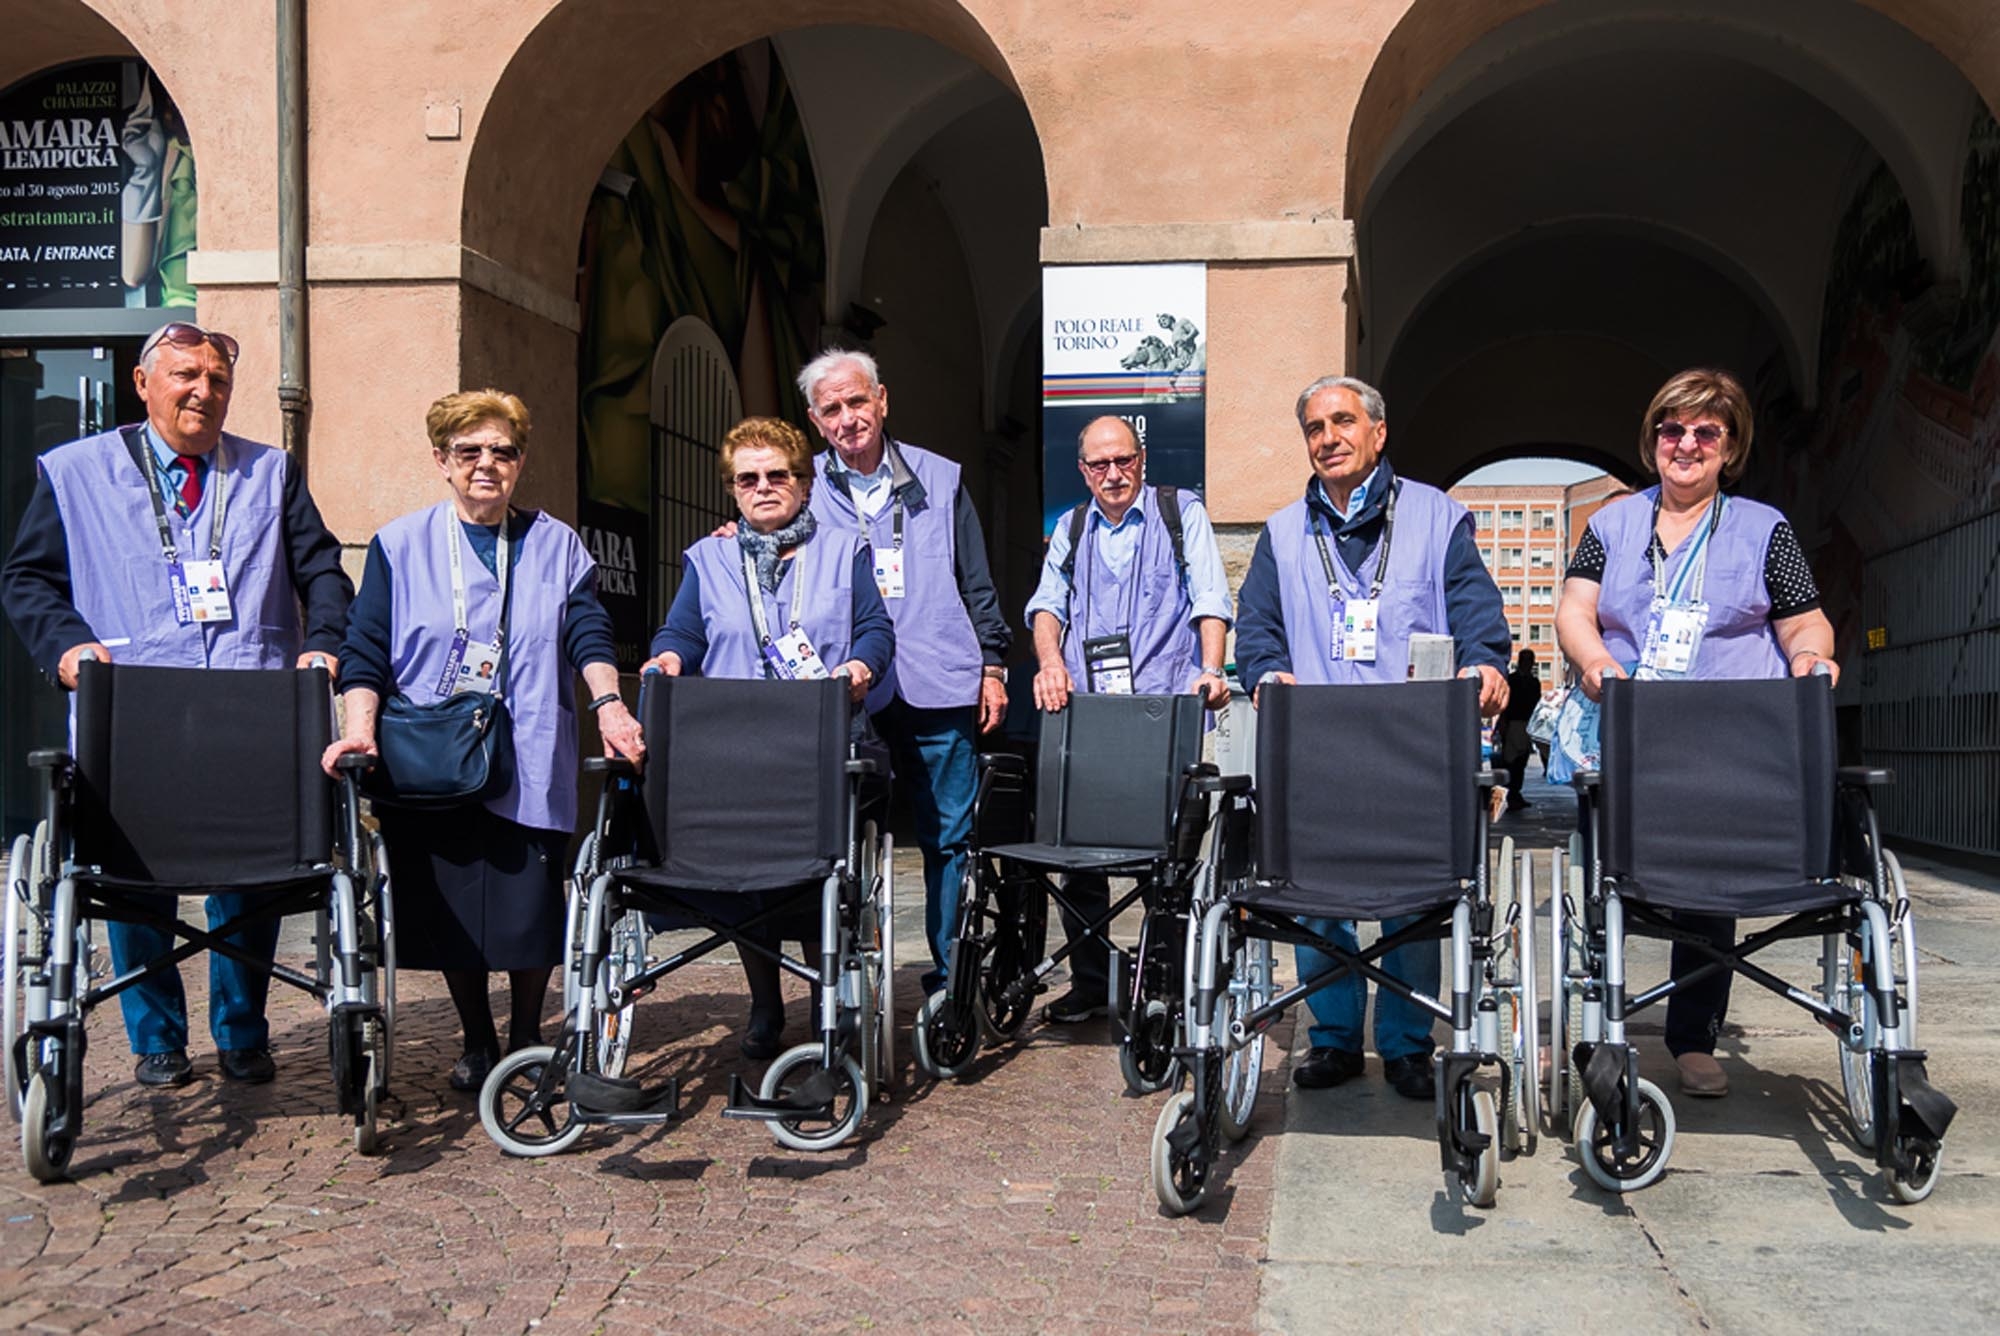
xmin=642 ymin=416 xmax=894 ymax=1059
xmin=1556 ymin=367 xmax=1837 ymax=1100
xmin=323 ymin=389 xmax=644 ymax=1093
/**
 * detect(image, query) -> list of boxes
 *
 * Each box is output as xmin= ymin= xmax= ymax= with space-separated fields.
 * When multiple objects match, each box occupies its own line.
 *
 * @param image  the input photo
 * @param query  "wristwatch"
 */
xmin=983 ymin=665 xmax=1008 ymax=683
xmin=1199 ymin=664 xmax=1225 ymax=676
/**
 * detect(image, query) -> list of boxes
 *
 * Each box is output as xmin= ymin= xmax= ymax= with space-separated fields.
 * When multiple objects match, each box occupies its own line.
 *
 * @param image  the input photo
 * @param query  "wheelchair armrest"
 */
xmin=27 ymin=748 xmax=71 ymax=771
xmin=1570 ymin=770 xmax=1601 ymax=791
xmin=1183 ymin=762 xmax=1250 ymax=796
xmin=845 ymin=757 xmax=880 ymax=776
xmin=977 ymin=753 xmax=1027 ymax=777
xmin=584 ymin=756 xmax=639 ymax=776
xmin=332 ymin=753 xmax=376 ymax=773
xmin=1477 ymin=766 xmax=1498 ymax=790
xmin=1838 ymin=765 xmax=1894 ymax=788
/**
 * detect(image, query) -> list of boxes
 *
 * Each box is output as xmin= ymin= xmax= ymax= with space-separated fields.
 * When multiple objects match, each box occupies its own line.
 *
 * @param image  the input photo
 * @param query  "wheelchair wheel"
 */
xmin=1886 ymin=1137 xmax=1943 ymax=1204
xmin=1498 ymin=849 xmax=1540 ymax=1156
xmin=761 ymin=1046 xmax=868 ymax=1153
xmin=22 ymin=1070 xmax=72 ymax=1183
xmin=558 ymin=833 xmax=596 ymax=1021
xmin=856 ymin=826 xmax=894 ymax=1099
xmin=1119 ymin=998 xmax=1178 ymax=1096
xmin=594 ymin=910 xmax=648 ymax=1081
xmin=479 ymin=1045 xmax=585 ymax=1157
xmin=1459 ymin=1086 xmax=1499 ymax=1208
xmin=1832 ymin=853 xmax=1921 ymax=1153
xmin=1573 ymin=1076 xmax=1675 ymax=1192
xmin=352 ymin=1052 xmax=381 ymax=1155
xmin=1218 ymin=935 xmax=1272 ymax=1143
xmin=913 ymin=989 xmax=980 ymax=1080
xmin=4 ymin=832 xmax=33 ymax=1120
xmin=1150 ymin=1090 xmax=1207 ymax=1216
xmin=975 ymin=876 xmax=1039 ymax=1043
xmin=367 ymin=831 xmax=396 ymax=1091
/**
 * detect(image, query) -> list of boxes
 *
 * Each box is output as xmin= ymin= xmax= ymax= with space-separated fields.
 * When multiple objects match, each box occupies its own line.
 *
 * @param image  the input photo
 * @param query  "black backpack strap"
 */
xmin=1155 ymin=485 xmax=1188 ymax=583
xmin=1057 ymin=502 xmax=1089 ymax=583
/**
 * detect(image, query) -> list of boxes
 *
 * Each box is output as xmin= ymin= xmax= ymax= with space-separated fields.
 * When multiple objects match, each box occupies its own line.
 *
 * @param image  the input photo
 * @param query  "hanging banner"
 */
xmin=1040 ymin=263 xmax=1206 ymax=532
xmin=0 ymin=61 xmax=196 ymax=310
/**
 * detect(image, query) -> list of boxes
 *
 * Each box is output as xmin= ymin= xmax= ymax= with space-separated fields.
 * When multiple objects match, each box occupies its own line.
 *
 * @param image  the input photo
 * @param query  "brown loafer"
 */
xmin=1675 ymin=1051 xmax=1728 ymax=1098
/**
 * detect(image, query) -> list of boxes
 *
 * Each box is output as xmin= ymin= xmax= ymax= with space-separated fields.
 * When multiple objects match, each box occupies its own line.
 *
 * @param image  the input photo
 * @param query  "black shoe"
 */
xmin=135 ymin=1050 xmax=194 ymax=1087
xmin=219 ymin=1047 xmax=276 ymax=1083
xmin=1043 ymin=988 xmax=1110 ymax=1024
xmin=1292 ymin=1047 xmax=1366 ymax=1089
xmin=1383 ymin=1052 xmax=1436 ymax=1101
xmin=449 ymin=1048 xmax=496 ymax=1092
xmin=741 ymin=1010 xmax=784 ymax=1061
xmin=1505 ymin=798 xmax=1531 ymax=811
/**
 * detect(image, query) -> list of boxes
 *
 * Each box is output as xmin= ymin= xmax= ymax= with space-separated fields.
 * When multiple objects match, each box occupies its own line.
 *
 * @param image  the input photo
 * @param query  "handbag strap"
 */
xmin=492 ymin=517 xmax=517 ymax=699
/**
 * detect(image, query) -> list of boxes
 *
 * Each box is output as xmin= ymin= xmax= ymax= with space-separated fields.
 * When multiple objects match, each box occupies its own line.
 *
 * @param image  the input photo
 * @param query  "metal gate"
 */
xmin=1859 ymin=505 xmax=2000 ymax=856
xmin=648 ymin=316 xmax=742 ymax=625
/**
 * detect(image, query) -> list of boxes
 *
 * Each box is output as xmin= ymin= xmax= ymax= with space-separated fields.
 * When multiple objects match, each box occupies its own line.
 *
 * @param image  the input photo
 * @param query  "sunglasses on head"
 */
xmin=1655 ymin=421 xmax=1727 ymax=448
xmin=140 ymin=322 xmax=241 ymax=366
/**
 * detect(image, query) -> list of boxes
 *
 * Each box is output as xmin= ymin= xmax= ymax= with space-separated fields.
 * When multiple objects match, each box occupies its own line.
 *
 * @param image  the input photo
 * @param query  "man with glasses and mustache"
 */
xmin=797 ymin=349 xmax=1011 ymax=998
xmin=1 ymin=321 xmax=353 ymax=1089
xmin=1022 ymin=414 xmax=1232 ymax=1022
xmin=1234 ymin=375 xmax=1511 ymax=1102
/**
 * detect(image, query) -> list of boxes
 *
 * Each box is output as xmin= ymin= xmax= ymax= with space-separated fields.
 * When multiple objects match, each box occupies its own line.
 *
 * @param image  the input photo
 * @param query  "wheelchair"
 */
xmin=912 ymin=693 xmax=1228 ymax=1096
xmin=1153 ymin=678 xmax=1540 ymax=1214
xmin=477 ymin=674 xmax=894 ymax=1156
xmin=1549 ymin=675 xmax=1955 ymax=1199
xmin=4 ymin=661 xmax=394 ymax=1179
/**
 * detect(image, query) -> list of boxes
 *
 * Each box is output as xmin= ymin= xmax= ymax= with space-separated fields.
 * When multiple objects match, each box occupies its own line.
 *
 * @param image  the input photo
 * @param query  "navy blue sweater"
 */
xmin=1234 ymin=465 xmax=1512 ymax=688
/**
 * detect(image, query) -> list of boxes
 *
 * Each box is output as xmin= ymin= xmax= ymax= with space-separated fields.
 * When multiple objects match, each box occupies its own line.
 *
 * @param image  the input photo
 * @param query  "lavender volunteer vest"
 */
xmin=682 ymin=529 xmax=866 ymax=681
xmin=1589 ymin=487 xmax=1787 ymax=681
xmin=1267 ymin=478 xmax=1462 ymax=685
xmin=1060 ymin=487 xmax=1201 ymax=695
xmin=810 ymin=441 xmax=983 ymax=712
xmin=38 ymin=428 xmax=300 ymax=669
xmin=373 ymin=502 xmax=596 ymax=832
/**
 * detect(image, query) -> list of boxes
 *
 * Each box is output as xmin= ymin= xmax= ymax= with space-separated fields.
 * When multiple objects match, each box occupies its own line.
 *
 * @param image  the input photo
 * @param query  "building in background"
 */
xmin=1449 ymin=482 xmax=1568 ymax=688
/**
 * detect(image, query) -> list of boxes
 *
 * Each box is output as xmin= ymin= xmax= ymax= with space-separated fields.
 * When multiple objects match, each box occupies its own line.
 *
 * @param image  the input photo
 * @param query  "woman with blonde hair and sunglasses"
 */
xmin=324 ymin=389 xmax=644 ymax=1092
xmin=643 ymin=415 xmax=894 ymax=1058
xmin=1556 ymin=367 xmax=1837 ymax=1100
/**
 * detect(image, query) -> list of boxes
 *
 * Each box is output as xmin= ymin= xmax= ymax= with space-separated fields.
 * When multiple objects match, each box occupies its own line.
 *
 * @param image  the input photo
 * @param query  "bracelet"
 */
xmin=1199 ymin=665 xmax=1224 ymax=676
xmin=1789 ymin=648 xmax=1822 ymax=664
xmin=586 ymin=692 xmax=622 ymax=713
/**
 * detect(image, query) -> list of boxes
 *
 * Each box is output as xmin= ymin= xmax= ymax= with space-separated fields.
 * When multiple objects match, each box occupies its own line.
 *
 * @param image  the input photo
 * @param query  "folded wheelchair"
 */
xmin=1549 ymin=675 xmax=1954 ymax=1199
xmin=912 ymin=693 xmax=1230 ymax=1095
xmin=477 ymin=674 xmax=894 ymax=1156
xmin=5 ymin=662 xmax=394 ymax=1179
xmin=1153 ymin=678 xmax=1540 ymax=1214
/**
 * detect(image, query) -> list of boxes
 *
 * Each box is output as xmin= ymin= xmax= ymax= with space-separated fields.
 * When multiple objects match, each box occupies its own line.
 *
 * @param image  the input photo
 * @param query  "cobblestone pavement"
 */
xmin=0 ymin=852 xmax=1292 ymax=1335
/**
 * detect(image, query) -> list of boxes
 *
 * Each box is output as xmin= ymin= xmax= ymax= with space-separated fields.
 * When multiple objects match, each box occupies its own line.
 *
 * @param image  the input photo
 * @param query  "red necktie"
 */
xmin=174 ymin=455 xmax=203 ymax=513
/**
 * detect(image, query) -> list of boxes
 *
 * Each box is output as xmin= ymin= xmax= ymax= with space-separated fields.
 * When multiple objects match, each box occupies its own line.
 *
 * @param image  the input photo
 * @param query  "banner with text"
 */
xmin=1040 ymin=263 xmax=1206 ymax=533
xmin=0 ymin=60 xmax=196 ymax=309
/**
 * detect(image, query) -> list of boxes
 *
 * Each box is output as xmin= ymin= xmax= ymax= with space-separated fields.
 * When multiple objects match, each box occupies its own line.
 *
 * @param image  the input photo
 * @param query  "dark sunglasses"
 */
xmin=140 ymin=321 xmax=241 ymax=366
xmin=447 ymin=442 xmax=523 ymax=465
xmin=733 ymin=468 xmax=796 ymax=490
xmin=1655 ymin=421 xmax=1726 ymax=448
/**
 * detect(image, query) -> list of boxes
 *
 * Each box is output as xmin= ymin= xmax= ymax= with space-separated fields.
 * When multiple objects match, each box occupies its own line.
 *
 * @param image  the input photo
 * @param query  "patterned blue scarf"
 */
xmin=737 ymin=506 xmax=817 ymax=593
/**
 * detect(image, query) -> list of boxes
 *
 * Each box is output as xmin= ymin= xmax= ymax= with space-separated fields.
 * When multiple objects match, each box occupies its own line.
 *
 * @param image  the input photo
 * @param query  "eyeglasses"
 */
xmin=446 ymin=442 xmax=523 ymax=465
xmin=733 ymin=468 xmax=796 ymax=490
xmin=140 ymin=321 xmax=241 ymax=366
xmin=1081 ymin=453 xmax=1141 ymax=477
xmin=1655 ymin=421 xmax=1727 ymax=449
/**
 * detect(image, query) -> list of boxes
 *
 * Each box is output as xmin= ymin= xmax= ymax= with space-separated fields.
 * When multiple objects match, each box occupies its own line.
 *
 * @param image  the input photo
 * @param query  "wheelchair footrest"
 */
xmin=720 ymin=1070 xmax=836 ymax=1122
xmin=572 ymin=1071 xmax=680 ymax=1125
xmin=1888 ymin=1052 xmax=1956 ymax=1143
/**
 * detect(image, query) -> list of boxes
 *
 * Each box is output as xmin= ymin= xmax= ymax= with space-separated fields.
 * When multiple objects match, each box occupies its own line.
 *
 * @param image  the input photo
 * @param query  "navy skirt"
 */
xmin=377 ymin=804 xmax=566 ymax=971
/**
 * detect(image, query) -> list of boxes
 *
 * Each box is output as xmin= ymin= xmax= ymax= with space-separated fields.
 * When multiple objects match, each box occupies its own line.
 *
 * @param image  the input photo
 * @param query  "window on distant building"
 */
xmin=1532 ymin=508 xmax=1558 ymax=530
xmin=1499 ymin=508 xmax=1524 ymax=528
xmin=1530 ymin=584 xmax=1554 ymax=605
xmin=1503 ymin=585 xmax=1523 ymax=605
xmin=1530 ymin=549 xmax=1556 ymax=569
xmin=1528 ymin=622 xmax=1550 ymax=642
xmin=1501 ymin=547 xmax=1524 ymax=567
xmin=1474 ymin=509 xmax=1493 ymax=530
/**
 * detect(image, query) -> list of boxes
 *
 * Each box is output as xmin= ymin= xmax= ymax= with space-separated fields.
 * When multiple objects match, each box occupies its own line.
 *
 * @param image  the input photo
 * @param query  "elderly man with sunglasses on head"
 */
xmin=1 ymin=320 xmax=354 ymax=1090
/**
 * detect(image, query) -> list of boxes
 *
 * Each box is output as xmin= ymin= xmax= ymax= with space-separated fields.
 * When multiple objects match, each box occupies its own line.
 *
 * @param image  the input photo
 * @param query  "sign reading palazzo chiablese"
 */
xmin=1040 ymin=263 xmax=1207 ymax=533
xmin=0 ymin=61 xmax=194 ymax=309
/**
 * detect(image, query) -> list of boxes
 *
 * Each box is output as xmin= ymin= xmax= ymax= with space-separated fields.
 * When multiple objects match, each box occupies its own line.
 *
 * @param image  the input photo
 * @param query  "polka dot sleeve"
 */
xmin=1764 ymin=522 xmax=1821 ymax=618
xmin=1566 ymin=526 xmax=1607 ymax=581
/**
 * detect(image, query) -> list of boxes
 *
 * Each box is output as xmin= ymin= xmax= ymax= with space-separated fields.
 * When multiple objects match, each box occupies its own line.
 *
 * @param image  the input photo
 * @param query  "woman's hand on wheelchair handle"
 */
xmin=1580 ymin=657 xmax=1627 ymax=702
xmin=836 ymin=659 xmax=872 ymax=703
xmin=1033 ymin=661 xmax=1072 ymax=712
xmin=640 ymin=651 xmax=683 ymax=677
xmin=598 ymin=699 xmax=646 ymax=763
xmin=320 ymin=735 xmax=377 ymax=779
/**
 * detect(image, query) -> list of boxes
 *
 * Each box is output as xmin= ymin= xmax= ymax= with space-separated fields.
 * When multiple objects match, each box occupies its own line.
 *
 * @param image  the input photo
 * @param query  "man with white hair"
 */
xmin=1 ymin=321 xmax=353 ymax=1088
xmin=798 ymin=349 xmax=1011 ymax=995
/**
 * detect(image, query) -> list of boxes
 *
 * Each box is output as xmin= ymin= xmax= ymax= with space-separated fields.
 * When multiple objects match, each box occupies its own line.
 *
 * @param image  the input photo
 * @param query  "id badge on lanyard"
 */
xmin=745 ymin=545 xmax=828 ymax=680
xmin=127 ymin=430 xmax=232 ymax=628
xmin=437 ymin=516 xmax=511 ymax=697
xmin=1341 ymin=598 xmax=1380 ymax=662
xmin=1082 ymin=632 xmax=1135 ymax=694
xmin=874 ymin=500 xmax=907 ymax=599
xmin=1636 ymin=495 xmax=1723 ymax=680
xmin=1314 ymin=485 xmax=1396 ymax=666
xmin=176 ymin=559 xmax=235 ymax=624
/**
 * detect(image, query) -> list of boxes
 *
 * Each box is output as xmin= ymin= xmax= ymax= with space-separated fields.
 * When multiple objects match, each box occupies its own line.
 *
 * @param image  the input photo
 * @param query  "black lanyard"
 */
xmin=121 ymin=425 xmax=226 ymax=564
xmin=1312 ymin=478 xmax=1398 ymax=604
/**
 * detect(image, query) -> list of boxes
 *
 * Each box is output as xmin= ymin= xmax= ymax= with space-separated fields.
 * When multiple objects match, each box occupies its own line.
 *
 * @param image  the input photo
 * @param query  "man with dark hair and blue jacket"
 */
xmin=1234 ymin=374 xmax=1510 ymax=1101
xmin=799 ymin=349 xmax=1012 ymax=997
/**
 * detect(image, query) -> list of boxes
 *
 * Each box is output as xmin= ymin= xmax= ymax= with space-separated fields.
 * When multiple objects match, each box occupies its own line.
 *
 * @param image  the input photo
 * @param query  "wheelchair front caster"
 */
xmin=1457 ymin=1087 xmax=1500 ymax=1208
xmin=913 ymin=990 xmax=980 ymax=1080
xmin=479 ymin=1045 xmax=584 ymax=1157
xmin=21 ymin=1071 xmax=72 ymax=1183
xmin=760 ymin=1047 xmax=868 ymax=1153
xmin=1119 ymin=998 xmax=1178 ymax=1096
xmin=1573 ymin=1076 xmax=1675 ymax=1192
xmin=1151 ymin=1090 xmax=1209 ymax=1215
xmin=1885 ymin=1140 xmax=1943 ymax=1203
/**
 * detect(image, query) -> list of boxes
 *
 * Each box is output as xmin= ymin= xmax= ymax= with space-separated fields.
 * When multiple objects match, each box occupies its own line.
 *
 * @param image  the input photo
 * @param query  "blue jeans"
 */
xmin=874 ymin=700 xmax=978 ymax=994
xmin=1295 ymin=915 xmax=1440 ymax=1060
xmin=107 ymin=893 xmax=280 ymax=1054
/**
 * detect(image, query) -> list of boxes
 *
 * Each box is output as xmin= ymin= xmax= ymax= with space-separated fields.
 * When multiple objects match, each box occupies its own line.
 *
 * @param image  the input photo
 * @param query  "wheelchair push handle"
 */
xmin=331 ymin=752 xmax=376 ymax=774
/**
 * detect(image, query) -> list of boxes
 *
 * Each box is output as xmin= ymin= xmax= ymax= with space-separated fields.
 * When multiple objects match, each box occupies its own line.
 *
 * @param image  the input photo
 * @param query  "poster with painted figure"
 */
xmin=1040 ymin=263 xmax=1206 ymax=533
